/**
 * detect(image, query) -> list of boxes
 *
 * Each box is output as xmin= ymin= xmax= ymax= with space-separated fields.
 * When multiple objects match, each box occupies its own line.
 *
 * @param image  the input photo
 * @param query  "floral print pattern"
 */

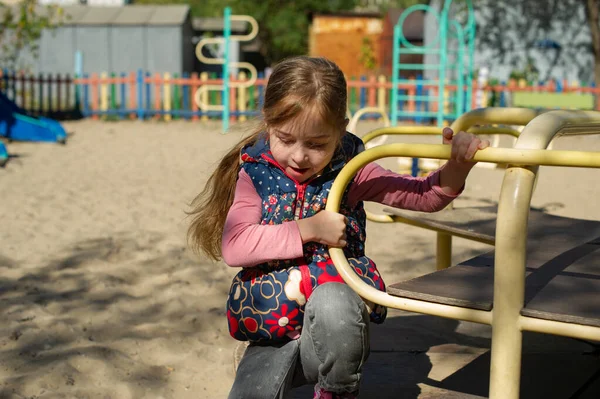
xmin=226 ymin=133 xmax=387 ymax=342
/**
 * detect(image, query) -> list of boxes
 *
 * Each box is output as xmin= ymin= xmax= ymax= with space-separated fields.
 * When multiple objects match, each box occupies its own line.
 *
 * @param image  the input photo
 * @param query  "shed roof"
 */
xmin=3 ymin=4 xmax=192 ymax=26
xmin=146 ymin=5 xmax=190 ymax=26
xmin=76 ymin=6 xmax=123 ymax=25
xmin=112 ymin=5 xmax=157 ymax=25
xmin=51 ymin=5 xmax=89 ymax=25
xmin=192 ymin=17 xmax=248 ymax=33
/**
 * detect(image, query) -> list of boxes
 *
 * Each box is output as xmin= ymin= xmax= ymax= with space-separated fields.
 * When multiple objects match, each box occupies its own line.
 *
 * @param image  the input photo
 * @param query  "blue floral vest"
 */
xmin=226 ymin=132 xmax=387 ymax=342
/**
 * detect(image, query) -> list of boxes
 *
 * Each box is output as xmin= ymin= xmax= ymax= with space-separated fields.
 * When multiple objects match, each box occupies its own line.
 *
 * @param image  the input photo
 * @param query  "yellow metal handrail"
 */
xmin=361 ymin=124 xmax=523 ymax=224
xmin=361 ymin=125 xmax=521 ymax=147
xmin=325 ymin=143 xmax=600 ymax=323
xmin=327 ymin=108 xmax=600 ymax=399
xmin=362 ymin=108 xmax=600 ymax=270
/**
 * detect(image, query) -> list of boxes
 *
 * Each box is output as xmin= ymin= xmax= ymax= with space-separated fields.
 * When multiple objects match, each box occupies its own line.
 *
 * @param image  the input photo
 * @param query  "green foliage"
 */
xmin=508 ymin=57 xmax=540 ymax=84
xmin=359 ymin=36 xmax=377 ymax=72
xmin=0 ymin=0 xmax=66 ymax=71
xmin=134 ymin=0 xmax=440 ymax=64
xmin=228 ymin=0 xmax=362 ymax=62
xmin=356 ymin=0 xmax=430 ymax=11
xmin=134 ymin=0 xmax=225 ymax=18
xmin=137 ymin=0 xmax=359 ymax=64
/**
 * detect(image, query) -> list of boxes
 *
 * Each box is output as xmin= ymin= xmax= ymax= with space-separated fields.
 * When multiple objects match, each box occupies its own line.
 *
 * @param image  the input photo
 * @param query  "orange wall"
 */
xmin=309 ymin=15 xmax=383 ymax=77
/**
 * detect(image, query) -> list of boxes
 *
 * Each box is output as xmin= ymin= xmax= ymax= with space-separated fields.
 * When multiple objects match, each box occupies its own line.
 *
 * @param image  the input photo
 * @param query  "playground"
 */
xmin=2 ymin=1 xmax=600 ymax=398
xmin=0 ymin=118 xmax=599 ymax=398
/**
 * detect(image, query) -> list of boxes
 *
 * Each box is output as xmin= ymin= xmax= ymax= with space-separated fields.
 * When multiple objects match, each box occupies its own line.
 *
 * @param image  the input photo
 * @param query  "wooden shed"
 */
xmin=308 ymin=12 xmax=384 ymax=77
xmin=2 ymin=4 xmax=194 ymax=75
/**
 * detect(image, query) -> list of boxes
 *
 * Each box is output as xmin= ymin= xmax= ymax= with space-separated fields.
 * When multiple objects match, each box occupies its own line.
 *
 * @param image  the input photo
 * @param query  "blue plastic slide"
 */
xmin=0 ymin=141 xmax=7 ymax=166
xmin=0 ymin=89 xmax=67 ymax=143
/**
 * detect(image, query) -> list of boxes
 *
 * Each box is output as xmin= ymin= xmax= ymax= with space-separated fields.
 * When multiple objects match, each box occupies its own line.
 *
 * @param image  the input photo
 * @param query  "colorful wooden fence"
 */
xmin=0 ymin=69 xmax=81 ymax=120
xmin=2 ymin=68 xmax=599 ymax=123
xmin=73 ymin=71 xmax=269 ymax=122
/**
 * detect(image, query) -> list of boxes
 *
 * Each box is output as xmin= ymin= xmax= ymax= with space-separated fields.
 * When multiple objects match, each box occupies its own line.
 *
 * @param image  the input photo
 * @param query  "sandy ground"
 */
xmin=1 ymin=119 xmax=599 ymax=399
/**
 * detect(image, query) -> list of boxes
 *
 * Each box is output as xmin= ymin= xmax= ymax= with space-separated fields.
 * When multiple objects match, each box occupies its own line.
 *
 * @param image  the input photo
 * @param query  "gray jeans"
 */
xmin=228 ymin=282 xmax=371 ymax=399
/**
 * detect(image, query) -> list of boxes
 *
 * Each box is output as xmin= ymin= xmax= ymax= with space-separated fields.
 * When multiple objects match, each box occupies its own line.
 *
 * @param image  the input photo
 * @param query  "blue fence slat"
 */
xmin=182 ymin=71 xmax=190 ymax=120
xmin=415 ymin=75 xmax=423 ymax=124
xmin=137 ymin=70 xmax=144 ymax=120
xmin=145 ymin=71 xmax=151 ymax=115
xmin=360 ymin=75 xmax=367 ymax=110
xmin=120 ymin=72 xmax=127 ymax=119
xmin=499 ymin=81 xmax=507 ymax=107
xmin=83 ymin=73 xmax=90 ymax=116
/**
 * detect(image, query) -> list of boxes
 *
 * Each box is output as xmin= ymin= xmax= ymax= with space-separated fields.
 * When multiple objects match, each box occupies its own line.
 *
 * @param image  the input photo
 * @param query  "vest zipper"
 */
xmin=259 ymin=153 xmax=315 ymax=300
xmin=294 ymin=184 xmax=306 ymax=220
xmin=260 ymin=154 xmax=314 ymax=220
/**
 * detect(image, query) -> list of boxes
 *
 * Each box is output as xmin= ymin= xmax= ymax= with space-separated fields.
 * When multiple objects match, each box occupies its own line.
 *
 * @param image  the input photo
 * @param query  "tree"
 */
xmin=468 ymin=0 xmax=596 ymax=83
xmin=584 ymin=0 xmax=600 ymax=86
xmin=362 ymin=1 xmax=600 ymax=85
xmin=136 ymin=0 xmax=360 ymax=65
xmin=0 ymin=0 xmax=65 ymax=71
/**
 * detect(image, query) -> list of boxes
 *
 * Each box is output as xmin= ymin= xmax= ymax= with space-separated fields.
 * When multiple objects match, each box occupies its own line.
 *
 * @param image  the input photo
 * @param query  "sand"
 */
xmin=1 ymin=119 xmax=599 ymax=399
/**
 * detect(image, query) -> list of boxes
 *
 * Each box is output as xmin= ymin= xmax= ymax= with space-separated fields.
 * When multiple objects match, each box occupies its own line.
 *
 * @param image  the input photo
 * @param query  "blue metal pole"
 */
xmin=182 ymin=71 xmax=190 ymax=120
xmin=145 ymin=72 xmax=151 ymax=117
xmin=223 ymin=7 xmax=231 ymax=133
xmin=74 ymin=51 xmax=83 ymax=110
xmin=120 ymin=72 xmax=126 ymax=119
xmin=137 ymin=69 xmax=144 ymax=120
xmin=83 ymin=73 xmax=89 ymax=117
xmin=391 ymin=24 xmax=400 ymax=126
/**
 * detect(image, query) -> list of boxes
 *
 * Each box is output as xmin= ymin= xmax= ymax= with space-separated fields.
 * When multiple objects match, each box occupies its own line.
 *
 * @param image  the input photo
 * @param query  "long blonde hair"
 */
xmin=187 ymin=56 xmax=348 ymax=261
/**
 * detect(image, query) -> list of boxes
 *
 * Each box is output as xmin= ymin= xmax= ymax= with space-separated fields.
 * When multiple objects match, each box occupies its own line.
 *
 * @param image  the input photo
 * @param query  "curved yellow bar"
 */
xmin=361 ymin=125 xmax=521 ymax=147
xmin=348 ymin=108 xmax=391 ymax=149
xmin=361 ymin=123 xmax=522 ymax=223
xmin=194 ymin=85 xmax=226 ymax=112
xmin=328 ymin=109 xmax=600 ymax=399
xmin=468 ymin=126 xmax=521 ymax=138
xmin=361 ymin=126 xmax=441 ymax=146
xmin=337 ymin=144 xmax=600 ymax=182
xmin=195 ymin=38 xmax=225 ymax=65
xmin=450 ymin=107 xmax=546 ymax=132
xmin=230 ymin=15 xmax=259 ymax=42
xmin=325 ymin=142 xmax=600 ymax=326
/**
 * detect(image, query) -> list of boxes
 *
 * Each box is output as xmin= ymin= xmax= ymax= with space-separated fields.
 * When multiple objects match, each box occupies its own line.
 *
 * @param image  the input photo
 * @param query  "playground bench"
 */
xmin=326 ymin=107 xmax=600 ymax=399
xmin=384 ymin=205 xmax=600 ymax=328
xmin=512 ymin=91 xmax=595 ymax=111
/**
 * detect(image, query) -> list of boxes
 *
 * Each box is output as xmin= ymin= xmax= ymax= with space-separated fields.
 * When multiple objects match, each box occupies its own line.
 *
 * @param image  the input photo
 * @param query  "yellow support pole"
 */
xmin=238 ymin=71 xmax=247 ymax=122
xmin=377 ymin=75 xmax=386 ymax=122
xmin=200 ymin=72 xmax=209 ymax=122
xmin=100 ymin=72 xmax=108 ymax=116
xmin=163 ymin=73 xmax=172 ymax=122
xmin=436 ymin=232 xmax=452 ymax=270
xmin=489 ymin=165 xmax=534 ymax=399
xmin=481 ymin=74 xmax=489 ymax=107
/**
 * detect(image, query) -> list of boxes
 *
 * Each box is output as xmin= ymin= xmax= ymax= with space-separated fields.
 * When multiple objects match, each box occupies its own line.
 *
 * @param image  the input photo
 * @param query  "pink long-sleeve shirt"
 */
xmin=222 ymin=162 xmax=461 ymax=267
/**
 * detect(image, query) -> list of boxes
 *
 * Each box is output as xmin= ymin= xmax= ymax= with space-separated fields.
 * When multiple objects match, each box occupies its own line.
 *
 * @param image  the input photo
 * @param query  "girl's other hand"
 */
xmin=296 ymin=210 xmax=347 ymax=247
xmin=442 ymin=127 xmax=489 ymax=163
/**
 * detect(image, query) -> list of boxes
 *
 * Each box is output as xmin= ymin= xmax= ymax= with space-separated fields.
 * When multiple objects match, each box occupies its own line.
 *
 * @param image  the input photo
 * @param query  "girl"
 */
xmin=188 ymin=56 xmax=488 ymax=399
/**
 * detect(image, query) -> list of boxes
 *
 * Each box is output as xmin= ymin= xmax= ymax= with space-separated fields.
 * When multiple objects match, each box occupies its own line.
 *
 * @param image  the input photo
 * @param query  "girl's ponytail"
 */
xmin=187 ymin=129 xmax=261 ymax=261
xmin=189 ymin=56 xmax=348 ymax=261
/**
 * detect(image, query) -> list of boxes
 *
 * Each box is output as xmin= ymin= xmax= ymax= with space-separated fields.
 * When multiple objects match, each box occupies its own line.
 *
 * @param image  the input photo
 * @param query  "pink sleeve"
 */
xmin=221 ymin=169 xmax=304 ymax=267
xmin=347 ymin=162 xmax=462 ymax=212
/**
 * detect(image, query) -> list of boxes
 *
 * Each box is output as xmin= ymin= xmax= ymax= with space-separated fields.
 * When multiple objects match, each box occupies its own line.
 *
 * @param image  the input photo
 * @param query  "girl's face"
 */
xmin=268 ymin=112 xmax=345 ymax=183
